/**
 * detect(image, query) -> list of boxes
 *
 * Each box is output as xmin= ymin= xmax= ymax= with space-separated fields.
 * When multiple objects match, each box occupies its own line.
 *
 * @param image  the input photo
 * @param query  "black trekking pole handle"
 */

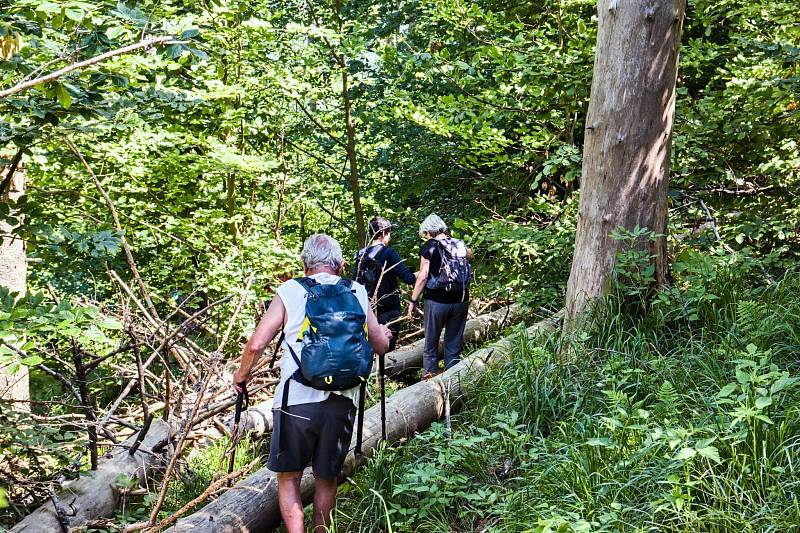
xmin=227 ymin=382 xmax=249 ymax=484
xmin=233 ymin=383 xmax=248 ymax=425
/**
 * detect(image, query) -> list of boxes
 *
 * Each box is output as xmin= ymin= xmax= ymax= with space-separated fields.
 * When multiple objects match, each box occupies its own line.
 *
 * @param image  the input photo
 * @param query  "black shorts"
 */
xmin=268 ymin=394 xmax=356 ymax=480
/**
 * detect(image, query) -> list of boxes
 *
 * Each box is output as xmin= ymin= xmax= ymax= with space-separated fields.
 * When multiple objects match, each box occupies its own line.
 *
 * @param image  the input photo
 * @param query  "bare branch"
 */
xmin=145 ymin=274 xmax=256 ymax=525
xmin=0 ymin=37 xmax=186 ymax=99
xmin=123 ymin=459 xmax=259 ymax=532
xmin=65 ymin=139 xmax=160 ymax=320
xmin=294 ymin=99 xmax=347 ymax=149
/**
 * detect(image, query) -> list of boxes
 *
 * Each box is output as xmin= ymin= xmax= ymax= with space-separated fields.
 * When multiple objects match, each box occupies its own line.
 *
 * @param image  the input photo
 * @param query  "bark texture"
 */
xmin=564 ymin=0 xmax=685 ymax=323
xmin=11 ymin=419 xmax=172 ymax=532
xmin=0 ymin=165 xmax=29 ymax=406
xmin=174 ymin=312 xmax=561 ymax=532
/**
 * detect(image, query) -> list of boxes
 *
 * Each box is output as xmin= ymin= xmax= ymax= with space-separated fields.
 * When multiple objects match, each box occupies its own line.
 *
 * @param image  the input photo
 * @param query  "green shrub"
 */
xmin=337 ymin=270 xmax=800 ymax=532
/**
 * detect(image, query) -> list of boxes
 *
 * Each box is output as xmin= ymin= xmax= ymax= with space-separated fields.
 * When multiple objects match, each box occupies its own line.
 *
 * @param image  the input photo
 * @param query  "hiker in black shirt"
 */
xmin=353 ymin=216 xmax=416 ymax=351
xmin=409 ymin=214 xmax=472 ymax=380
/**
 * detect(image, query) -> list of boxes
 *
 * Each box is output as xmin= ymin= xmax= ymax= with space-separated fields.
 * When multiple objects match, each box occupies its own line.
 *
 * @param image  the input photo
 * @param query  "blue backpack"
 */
xmin=272 ymin=277 xmax=374 ymax=455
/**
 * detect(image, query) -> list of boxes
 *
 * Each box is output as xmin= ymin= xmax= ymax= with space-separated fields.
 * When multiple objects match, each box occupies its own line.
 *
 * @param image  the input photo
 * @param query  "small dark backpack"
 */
xmin=353 ymin=244 xmax=386 ymax=298
xmin=426 ymin=238 xmax=473 ymax=299
xmin=273 ymin=277 xmax=374 ymax=455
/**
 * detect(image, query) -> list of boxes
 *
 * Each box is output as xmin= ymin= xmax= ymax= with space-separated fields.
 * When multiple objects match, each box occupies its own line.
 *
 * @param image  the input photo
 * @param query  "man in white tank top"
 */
xmin=233 ymin=234 xmax=391 ymax=533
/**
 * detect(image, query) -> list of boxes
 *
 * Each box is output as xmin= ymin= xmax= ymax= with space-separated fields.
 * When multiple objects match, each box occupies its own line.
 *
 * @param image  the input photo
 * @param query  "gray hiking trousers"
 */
xmin=423 ymin=300 xmax=469 ymax=373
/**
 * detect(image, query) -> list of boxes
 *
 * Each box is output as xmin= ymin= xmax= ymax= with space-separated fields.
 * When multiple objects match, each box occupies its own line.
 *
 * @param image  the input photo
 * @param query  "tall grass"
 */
xmin=336 ymin=265 xmax=800 ymax=532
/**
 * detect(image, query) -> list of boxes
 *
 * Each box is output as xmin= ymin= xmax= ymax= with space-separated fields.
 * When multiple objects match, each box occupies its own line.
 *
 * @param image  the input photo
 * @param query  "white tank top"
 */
xmin=273 ymin=273 xmax=370 ymax=408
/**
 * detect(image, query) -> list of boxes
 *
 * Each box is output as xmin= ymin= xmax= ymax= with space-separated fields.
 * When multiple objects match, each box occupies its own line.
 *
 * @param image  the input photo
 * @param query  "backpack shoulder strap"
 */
xmin=268 ymin=330 xmax=285 ymax=369
xmin=375 ymin=244 xmax=389 ymax=262
xmin=296 ymin=277 xmax=319 ymax=292
xmin=366 ymin=244 xmax=385 ymax=260
xmin=337 ymin=278 xmax=357 ymax=293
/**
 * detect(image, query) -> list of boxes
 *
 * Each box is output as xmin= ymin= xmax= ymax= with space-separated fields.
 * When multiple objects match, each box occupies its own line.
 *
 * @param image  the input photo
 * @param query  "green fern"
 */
xmin=656 ymin=380 xmax=678 ymax=414
xmin=736 ymin=299 xmax=784 ymax=349
xmin=736 ymin=300 xmax=765 ymax=337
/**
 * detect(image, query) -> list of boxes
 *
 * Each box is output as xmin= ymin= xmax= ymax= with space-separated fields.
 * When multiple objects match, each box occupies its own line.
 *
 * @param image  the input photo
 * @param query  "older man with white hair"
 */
xmin=234 ymin=233 xmax=391 ymax=533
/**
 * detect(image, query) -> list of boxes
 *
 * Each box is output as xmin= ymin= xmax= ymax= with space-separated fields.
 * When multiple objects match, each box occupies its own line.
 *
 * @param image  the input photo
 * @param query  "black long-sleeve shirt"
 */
xmin=352 ymin=245 xmax=416 ymax=315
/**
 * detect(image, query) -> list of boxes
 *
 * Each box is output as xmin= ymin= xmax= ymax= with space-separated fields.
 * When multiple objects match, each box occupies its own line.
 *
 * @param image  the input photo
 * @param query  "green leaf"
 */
xmin=64 ymin=6 xmax=84 ymax=22
xmin=675 ymin=448 xmax=696 ymax=460
xmin=771 ymin=375 xmax=794 ymax=395
xmin=36 ymin=1 xmax=61 ymax=14
xmin=106 ymin=26 xmax=126 ymax=40
xmin=55 ymin=84 xmax=72 ymax=109
xmin=735 ymin=367 xmax=750 ymax=385
xmin=717 ymin=383 xmax=737 ymax=397
xmin=696 ymin=446 xmax=721 ymax=463
xmin=166 ymin=44 xmax=184 ymax=59
xmin=21 ymin=355 xmax=43 ymax=366
xmin=98 ymin=317 xmax=123 ymax=330
xmin=755 ymin=396 xmax=772 ymax=410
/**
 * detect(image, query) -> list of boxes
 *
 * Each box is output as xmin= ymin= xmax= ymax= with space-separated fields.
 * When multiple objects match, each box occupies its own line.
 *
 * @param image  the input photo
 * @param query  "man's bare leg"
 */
xmin=312 ymin=476 xmax=338 ymax=532
xmin=277 ymin=471 xmax=304 ymax=533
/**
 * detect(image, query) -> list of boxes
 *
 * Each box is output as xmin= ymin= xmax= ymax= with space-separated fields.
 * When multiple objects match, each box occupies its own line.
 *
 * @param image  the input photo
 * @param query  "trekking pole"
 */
xmin=227 ymin=382 xmax=248 ymax=486
xmin=378 ymin=350 xmax=387 ymax=442
xmin=442 ymin=378 xmax=452 ymax=439
xmin=377 ymin=316 xmax=409 ymax=441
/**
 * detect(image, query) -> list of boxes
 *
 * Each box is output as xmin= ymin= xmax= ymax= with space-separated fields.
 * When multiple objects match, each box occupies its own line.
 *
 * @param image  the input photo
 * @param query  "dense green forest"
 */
xmin=1 ymin=0 xmax=798 ymax=530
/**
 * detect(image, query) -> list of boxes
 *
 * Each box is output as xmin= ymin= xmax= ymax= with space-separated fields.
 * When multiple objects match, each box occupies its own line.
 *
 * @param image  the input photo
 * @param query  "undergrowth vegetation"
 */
xmin=337 ymin=260 xmax=800 ymax=532
xmin=101 ymin=435 xmax=264 ymax=531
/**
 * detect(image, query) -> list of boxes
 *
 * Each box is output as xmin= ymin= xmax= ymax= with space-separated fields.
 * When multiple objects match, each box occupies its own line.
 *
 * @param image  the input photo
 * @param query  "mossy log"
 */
xmin=174 ymin=312 xmax=560 ymax=532
xmin=382 ymin=304 xmax=522 ymax=378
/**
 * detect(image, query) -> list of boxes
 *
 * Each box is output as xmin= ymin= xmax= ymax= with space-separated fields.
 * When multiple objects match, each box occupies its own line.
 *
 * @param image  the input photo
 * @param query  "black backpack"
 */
xmin=353 ymin=244 xmax=386 ymax=298
xmin=426 ymin=238 xmax=472 ymax=298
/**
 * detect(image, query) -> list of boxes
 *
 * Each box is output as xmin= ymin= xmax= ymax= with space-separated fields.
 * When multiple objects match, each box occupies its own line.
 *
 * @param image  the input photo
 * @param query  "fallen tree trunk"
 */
xmin=11 ymin=419 xmax=172 ymax=532
xmin=230 ymin=305 xmax=524 ymax=437
xmin=174 ymin=312 xmax=561 ymax=532
xmin=382 ymin=304 xmax=522 ymax=378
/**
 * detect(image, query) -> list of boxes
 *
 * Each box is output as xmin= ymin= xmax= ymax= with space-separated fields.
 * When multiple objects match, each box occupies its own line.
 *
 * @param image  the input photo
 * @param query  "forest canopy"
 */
xmin=1 ymin=0 xmax=799 ymax=530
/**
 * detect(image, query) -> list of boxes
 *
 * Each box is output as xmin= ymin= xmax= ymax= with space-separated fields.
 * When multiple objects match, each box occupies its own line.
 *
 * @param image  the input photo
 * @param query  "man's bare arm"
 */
xmin=366 ymin=307 xmax=392 ymax=355
xmin=233 ymin=295 xmax=286 ymax=389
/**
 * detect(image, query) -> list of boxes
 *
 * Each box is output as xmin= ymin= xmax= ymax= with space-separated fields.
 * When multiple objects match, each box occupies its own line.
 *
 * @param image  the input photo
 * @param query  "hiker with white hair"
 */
xmin=233 ymin=233 xmax=392 ymax=533
xmin=408 ymin=214 xmax=473 ymax=380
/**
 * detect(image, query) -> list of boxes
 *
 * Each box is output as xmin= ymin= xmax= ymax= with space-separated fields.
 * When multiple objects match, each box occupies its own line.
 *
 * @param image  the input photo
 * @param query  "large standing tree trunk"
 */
xmin=0 ymin=164 xmax=29 ymax=407
xmin=564 ymin=0 xmax=685 ymax=324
